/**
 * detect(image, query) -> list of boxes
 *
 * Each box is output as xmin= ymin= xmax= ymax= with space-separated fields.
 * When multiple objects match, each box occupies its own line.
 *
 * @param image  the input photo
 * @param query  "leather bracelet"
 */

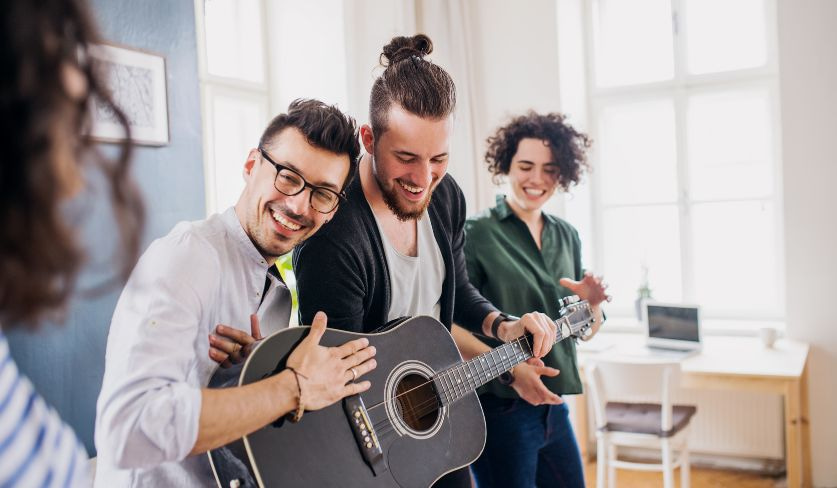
xmin=490 ymin=312 xmax=519 ymax=341
xmin=285 ymin=367 xmax=306 ymax=423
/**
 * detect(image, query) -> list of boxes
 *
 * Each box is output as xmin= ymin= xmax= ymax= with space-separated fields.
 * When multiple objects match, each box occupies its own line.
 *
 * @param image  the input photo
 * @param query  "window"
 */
xmin=195 ymin=0 xmax=270 ymax=215
xmin=565 ymin=0 xmax=783 ymax=328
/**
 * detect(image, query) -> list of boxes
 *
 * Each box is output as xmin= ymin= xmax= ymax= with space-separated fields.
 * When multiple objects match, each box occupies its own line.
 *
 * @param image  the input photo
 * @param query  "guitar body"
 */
xmin=208 ymin=317 xmax=486 ymax=488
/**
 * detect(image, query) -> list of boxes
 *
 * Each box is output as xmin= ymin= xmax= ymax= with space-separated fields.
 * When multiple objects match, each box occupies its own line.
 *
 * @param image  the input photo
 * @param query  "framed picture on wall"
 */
xmin=87 ymin=43 xmax=170 ymax=146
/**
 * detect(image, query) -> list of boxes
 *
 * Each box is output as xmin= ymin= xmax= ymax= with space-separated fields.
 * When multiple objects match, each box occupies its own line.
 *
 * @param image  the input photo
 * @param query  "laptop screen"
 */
xmin=646 ymin=303 xmax=700 ymax=342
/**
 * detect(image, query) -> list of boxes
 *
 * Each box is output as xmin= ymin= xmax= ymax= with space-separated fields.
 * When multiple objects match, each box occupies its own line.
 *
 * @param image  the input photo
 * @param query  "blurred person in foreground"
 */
xmin=0 ymin=0 xmax=144 ymax=485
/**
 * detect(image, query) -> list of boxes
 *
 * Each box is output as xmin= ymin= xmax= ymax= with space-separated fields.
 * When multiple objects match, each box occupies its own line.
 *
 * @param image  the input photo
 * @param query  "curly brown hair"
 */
xmin=369 ymin=34 xmax=456 ymax=135
xmin=484 ymin=111 xmax=592 ymax=191
xmin=0 ymin=0 xmax=144 ymax=327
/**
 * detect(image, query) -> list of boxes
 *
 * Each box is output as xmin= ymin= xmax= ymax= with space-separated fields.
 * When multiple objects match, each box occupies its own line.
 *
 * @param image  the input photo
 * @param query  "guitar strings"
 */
xmin=371 ymin=352 xmax=524 ymax=439
xmin=356 ymin=311 xmax=587 ymax=440
xmin=364 ymin=334 xmax=533 ymax=414
xmin=367 ymin=321 xmax=577 ymax=439
xmin=361 ymin=310 xmax=579 ymax=414
xmin=366 ymin=335 xmax=543 ymax=438
xmin=362 ymin=334 xmax=533 ymax=437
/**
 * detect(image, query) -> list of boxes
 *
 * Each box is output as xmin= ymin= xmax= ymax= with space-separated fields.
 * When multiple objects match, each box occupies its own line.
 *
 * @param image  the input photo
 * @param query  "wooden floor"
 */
xmin=583 ymin=463 xmax=783 ymax=488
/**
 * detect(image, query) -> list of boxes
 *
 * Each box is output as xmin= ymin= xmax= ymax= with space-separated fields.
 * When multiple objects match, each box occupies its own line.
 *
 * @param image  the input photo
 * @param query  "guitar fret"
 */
xmin=449 ymin=369 xmax=459 ymax=403
xmin=497 ymin=348 xmax=507 ymax=377
xmin=489 ymin=350 xmax=500 ymax=380
xmin=522 ymin=335 xmax=532 ymax=357
xmin=466 ymin=361 xmax=477 ymax=392
xmin=504 ymin=343 xmax=517 ymax=373
xmin=503 ymin=343 xmax=516 ymax=372
xmin=498 ymin=346 xmax=508 ymax=375
xmin=462 ymin=362 xmax=473 ymax=392
xmin=442 ymin=371 xmax=454 ymax=405
xmin=444 ymin=370 xmax=455 ymax=403
xmin=453 ymin=367 xmax=464 ymax=401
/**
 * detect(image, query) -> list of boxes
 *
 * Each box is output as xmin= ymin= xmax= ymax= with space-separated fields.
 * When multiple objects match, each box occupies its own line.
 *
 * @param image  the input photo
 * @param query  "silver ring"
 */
xmin=350 ymin=367 xmax=358 ymax=381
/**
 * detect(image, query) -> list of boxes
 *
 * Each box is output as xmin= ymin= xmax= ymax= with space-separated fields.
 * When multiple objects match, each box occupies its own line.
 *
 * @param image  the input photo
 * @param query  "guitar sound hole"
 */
xmin=394 ymin=373 xmax=439 ymax=432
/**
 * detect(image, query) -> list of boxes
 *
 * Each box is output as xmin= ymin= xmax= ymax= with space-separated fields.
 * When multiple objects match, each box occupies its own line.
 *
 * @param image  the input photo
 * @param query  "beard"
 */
xmin=379 ymin=180 xmax=434 ymax=222
xmin=371 ymin=153 xmax=436 ymax=222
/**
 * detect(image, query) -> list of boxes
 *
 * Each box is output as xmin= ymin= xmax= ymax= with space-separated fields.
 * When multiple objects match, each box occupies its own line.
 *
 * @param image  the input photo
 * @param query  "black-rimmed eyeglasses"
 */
xmin=258 ymin=147 xmax=345 ymax=214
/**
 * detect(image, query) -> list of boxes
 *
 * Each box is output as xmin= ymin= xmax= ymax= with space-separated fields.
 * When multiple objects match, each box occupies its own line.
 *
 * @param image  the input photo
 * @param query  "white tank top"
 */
xmin=373 ymin=212 xmax=445 ymax=322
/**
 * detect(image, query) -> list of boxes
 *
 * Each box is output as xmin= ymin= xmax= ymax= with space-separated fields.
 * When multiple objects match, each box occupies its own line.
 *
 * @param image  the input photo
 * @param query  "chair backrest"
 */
xmin=585 ymin=358 xmax=682 ymax=432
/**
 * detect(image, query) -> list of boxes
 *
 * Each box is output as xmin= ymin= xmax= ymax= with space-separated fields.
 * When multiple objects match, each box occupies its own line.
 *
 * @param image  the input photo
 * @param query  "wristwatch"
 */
xmin=498 ymin=369 xmax=515 ymax=386
xmin=490 ymin=312 xmax=519 ymax=341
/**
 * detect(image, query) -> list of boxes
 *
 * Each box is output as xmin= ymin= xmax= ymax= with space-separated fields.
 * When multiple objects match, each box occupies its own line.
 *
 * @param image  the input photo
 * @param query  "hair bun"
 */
xmin=380 ymin=34 xmax=433 ymax=66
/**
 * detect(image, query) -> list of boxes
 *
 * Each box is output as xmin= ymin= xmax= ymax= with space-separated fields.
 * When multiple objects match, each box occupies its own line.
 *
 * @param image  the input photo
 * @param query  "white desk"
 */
xmin=575 ymin=333 xmax=811 ymax=488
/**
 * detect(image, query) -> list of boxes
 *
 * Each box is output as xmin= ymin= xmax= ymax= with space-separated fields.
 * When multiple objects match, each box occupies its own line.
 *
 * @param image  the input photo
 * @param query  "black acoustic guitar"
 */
xmin=207 ymin=297 xmax=594 ymax=488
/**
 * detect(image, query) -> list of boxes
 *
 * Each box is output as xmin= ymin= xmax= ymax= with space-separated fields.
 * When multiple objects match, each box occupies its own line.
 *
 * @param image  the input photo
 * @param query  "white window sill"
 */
xmin=600 ymin=315 xmax=786 ymax=337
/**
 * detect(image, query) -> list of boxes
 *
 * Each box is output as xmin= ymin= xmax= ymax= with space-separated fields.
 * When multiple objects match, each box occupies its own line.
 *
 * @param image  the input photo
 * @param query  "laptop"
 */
xmin=616 ymin=301 xmax=702 ymax=359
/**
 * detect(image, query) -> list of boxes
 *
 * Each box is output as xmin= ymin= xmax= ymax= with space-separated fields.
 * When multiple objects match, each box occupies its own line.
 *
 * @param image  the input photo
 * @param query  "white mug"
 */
xmin=759 ymin=327 xmax=778 ymax=348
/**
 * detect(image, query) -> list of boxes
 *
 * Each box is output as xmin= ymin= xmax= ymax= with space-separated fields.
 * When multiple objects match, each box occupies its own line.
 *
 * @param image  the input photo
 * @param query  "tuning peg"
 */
xmin=558 ymin=295 xmax=580 ymax=308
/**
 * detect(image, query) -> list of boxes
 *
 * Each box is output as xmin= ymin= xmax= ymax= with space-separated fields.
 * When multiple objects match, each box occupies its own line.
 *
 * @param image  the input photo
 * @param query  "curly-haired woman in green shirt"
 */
xmin=458 ymin=111 xmax=610 ymax=487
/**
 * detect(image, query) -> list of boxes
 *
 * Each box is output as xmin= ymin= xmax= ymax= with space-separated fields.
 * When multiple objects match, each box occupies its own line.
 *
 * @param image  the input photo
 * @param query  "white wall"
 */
xmin=777 ymin=1 xmax=837 ymax=485
xmin=462 ymin=0 xmax=564 ymax=212
xmin=267 ymin=0 xmax=349 ymax=112
xmin=342 ymin=0 xmax=416 ymax=120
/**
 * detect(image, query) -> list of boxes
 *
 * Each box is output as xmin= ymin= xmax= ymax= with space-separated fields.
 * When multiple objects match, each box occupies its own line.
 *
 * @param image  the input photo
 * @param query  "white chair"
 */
xmin=585 ymin=359 xmax=696 ymax=488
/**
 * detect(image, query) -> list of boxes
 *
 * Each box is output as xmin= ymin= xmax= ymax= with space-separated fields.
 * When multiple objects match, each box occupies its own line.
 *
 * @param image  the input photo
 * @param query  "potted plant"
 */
xmin=635 ymin=263 xmax=652 ymax=321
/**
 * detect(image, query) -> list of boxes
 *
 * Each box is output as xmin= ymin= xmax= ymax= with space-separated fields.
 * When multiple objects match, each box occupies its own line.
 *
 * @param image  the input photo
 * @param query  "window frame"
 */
xmin=577 ymin=0 xmax=785 ymax=330
xmin=194 ymin=0 xmax=272 ymax=216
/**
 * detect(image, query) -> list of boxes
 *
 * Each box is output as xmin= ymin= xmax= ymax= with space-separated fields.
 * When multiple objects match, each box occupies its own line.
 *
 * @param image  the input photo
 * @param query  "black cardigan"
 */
xmin=293 ymin=173 xmax=497 ymax=333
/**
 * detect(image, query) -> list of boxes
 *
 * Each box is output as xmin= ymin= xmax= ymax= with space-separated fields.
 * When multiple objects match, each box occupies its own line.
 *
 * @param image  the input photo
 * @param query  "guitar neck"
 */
xmin=433 ymin=316 xmax=574 ymax=406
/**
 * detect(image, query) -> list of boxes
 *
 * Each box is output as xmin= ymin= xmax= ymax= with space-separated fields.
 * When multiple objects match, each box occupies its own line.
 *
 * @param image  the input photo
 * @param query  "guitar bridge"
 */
xmin=343 ymin=395 xmax=387 ymax=476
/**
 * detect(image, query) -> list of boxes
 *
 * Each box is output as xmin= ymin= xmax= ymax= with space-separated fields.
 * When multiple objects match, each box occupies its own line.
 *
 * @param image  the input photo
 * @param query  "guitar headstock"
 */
xmin=557 ymin=295 xmax=596 ymax=340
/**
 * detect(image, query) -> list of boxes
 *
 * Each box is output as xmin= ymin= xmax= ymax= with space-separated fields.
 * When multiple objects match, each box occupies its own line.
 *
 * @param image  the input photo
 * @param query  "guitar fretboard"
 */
xmin=433 ymin=316 xmax=573 ymax=406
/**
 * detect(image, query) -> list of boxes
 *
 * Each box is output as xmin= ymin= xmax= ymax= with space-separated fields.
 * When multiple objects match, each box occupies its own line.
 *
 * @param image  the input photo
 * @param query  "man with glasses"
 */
xmin=94 ymin=99 xmax=377 ymax=486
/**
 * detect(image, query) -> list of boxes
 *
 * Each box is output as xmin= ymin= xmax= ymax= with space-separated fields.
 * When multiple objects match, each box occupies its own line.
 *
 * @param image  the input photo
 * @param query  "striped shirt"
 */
xmin=0 ymin=331 xmax=89 ymax=487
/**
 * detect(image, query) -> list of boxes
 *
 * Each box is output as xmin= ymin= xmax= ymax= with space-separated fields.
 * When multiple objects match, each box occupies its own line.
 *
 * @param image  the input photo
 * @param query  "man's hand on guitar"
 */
xmin=496 ymin=312 xmax=557 ymax=358
xmin=511 ymin=358 xmax=563 ymax=406
xmin=208 ymin=314 xmax=263 ymax=368
xmin=286 ymin=311 xmax=377 ymax=411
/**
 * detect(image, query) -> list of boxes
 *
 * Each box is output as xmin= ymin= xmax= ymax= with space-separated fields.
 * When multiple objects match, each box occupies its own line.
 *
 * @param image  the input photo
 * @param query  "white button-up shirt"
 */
xmin=94 ymin=208 xmax=292 ymax=487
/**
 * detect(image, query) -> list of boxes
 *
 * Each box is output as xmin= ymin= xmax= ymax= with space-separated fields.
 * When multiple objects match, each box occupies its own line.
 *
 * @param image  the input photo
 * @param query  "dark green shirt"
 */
xmin=464 ymin=195 xmax=584 ymax=397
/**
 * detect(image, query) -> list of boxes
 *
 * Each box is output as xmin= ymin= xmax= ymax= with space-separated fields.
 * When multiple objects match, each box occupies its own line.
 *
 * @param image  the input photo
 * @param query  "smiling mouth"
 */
xmin=524 ymin=188 xmax=546 ymax=197
xmin=398 ymin=180 xmax=425 ymax=194
xmin=271 ymin=210 xmax=302 ymax=231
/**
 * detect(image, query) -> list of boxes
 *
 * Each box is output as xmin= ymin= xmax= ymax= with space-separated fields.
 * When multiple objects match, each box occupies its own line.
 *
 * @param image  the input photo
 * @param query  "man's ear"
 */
xmin=243 ymin=149 xmax=259 ymax=179
xmin=360 ymin=124 xmax=375 ymax=154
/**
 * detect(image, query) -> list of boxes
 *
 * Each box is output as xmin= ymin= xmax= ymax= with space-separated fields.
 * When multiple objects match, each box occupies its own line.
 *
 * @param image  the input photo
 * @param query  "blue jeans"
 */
xmin=471 ymin=394 xmax=585 ymax=488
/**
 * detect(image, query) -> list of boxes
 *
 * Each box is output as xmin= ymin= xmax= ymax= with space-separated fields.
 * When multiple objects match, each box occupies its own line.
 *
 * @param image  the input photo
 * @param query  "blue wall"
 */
xmin=7 ymin=0 xmax=205 ymax=455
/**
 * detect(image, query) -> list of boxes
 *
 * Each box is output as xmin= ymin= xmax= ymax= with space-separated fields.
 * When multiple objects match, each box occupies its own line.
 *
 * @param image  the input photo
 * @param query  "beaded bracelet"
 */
xmin=285 ymin=366 xmax=307 ymax=423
